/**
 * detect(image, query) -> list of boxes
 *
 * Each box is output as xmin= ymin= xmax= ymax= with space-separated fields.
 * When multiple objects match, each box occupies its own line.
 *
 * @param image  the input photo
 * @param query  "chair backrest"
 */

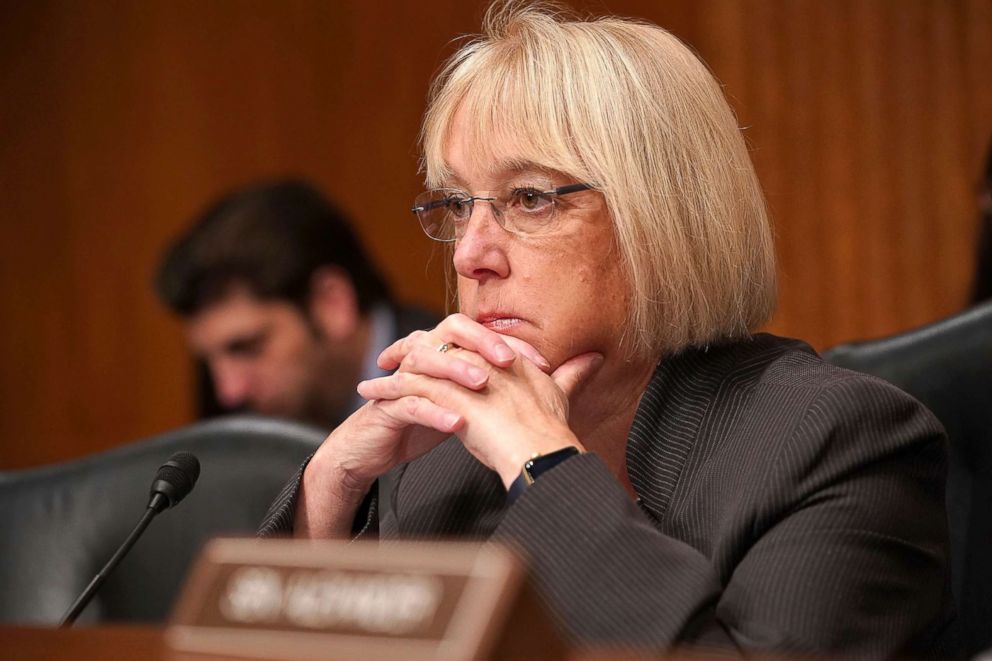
xmin=823 ymin=301 xmax=992 ymax=657
xmin=0 ymin=415 xmax=323 ymax=625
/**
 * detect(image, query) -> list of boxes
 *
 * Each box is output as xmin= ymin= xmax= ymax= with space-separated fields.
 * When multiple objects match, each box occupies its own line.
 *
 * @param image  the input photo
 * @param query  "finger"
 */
xmin=550 ymin=352 xmax=604 ymax=398
xmin=377 ymin=330 xmax=429 ymax=370
xmin=499 ymin=335 xmax=551 ymax=372
xmin=398 ymin=345 xmax=490 ymax=390
xmin=370 ymin=396 xmax=464 ymax=434
xmin=440 ymin=313 xmax=515 ymax=365
xmin=358 ymin=371 xmax=455 ymax=404
xmin=380 ymin=314 xmax=547 ymax=370
xmin=400 ymin=339 xmax=549 ymax=383
xmin=429 ymin=335 xmax=550 ymax=373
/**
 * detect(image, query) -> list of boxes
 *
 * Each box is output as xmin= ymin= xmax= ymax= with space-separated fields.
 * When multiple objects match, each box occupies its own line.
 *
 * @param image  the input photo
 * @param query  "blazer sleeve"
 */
xmin=257 ymin=454 xmax=379 ymax=540
xmin=492 ymin=376 xmax=954 ymax=657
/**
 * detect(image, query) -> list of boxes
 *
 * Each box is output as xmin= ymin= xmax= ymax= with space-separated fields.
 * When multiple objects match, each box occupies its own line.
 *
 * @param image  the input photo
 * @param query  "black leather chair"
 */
xmin=0 ymin=415 xmax=323 ymax=625
xmin=823 ymin=301 xmax=992 ymax=656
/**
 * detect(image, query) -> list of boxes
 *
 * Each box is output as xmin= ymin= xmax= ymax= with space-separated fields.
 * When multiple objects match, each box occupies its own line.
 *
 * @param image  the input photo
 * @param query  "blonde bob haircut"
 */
xmin=421 ymin=1 xmax=777 ymax=357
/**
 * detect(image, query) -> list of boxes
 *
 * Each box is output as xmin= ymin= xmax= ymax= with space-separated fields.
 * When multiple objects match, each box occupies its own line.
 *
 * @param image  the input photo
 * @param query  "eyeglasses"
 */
xmin=410 ymin=183 xmax=592 ymax=242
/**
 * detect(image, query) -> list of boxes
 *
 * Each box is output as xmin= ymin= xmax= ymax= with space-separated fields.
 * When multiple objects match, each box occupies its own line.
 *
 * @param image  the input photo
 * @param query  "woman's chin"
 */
xmin=486 ymin=324 xmax=559 ymax=366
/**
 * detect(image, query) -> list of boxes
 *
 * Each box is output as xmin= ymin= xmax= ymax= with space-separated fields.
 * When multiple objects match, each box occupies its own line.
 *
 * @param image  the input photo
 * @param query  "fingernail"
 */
xmin=494 ymin=344 xmax=515 ymax=362
xmin=467 ymin=366 xmax=487 ymax=386
xmin=536 ymin=354 xmax=551 ymax=370
xmin=443 ymin=412 xmax=460 ymax=429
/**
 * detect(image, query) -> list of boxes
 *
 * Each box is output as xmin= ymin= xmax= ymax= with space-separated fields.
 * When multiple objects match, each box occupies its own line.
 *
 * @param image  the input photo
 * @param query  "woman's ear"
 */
xmin=308 ymin=266 xmax=360 ymax=341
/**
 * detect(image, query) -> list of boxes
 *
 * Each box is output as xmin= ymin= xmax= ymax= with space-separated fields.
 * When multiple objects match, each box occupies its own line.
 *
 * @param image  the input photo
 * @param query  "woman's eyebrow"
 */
xmin=439 ymin=159 xmax=558 ymax=188
xmin=437 ymin=171 xmax=468 ymax=190
xmin=488 ymin=158 xmax=553 ymax=180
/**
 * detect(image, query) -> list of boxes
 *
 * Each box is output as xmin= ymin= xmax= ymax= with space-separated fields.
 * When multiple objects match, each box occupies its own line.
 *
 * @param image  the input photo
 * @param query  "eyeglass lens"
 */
xmin=412 ymin=183 xmax=590 ymax=241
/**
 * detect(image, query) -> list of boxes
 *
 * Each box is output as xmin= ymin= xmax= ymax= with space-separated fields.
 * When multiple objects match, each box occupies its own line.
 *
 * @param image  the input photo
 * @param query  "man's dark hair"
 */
xmin=155 ymin=179 xmax=391 ymax=316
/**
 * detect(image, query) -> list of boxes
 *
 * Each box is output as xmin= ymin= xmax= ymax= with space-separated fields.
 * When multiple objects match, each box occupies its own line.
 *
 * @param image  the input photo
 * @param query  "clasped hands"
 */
xmin=297 ymin=314 xmax=603 ymax=538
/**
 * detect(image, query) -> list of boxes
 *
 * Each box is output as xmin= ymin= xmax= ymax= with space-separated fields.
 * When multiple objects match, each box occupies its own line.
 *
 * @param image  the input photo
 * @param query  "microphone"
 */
xmin=59 ymin=451 xmax=201 ymax=627
xmin=148 ymin=452 xmax=201 ymax=513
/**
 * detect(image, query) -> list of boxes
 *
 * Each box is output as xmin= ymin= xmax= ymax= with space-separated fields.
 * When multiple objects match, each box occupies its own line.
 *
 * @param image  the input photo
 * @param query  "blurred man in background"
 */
xmin=155 ymin=179 xmax=438 ymax=430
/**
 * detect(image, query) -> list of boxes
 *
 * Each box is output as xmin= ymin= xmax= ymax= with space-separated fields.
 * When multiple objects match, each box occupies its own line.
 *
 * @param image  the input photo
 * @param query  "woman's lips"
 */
xmin=479 ymin=316 xmax=524 ymax=331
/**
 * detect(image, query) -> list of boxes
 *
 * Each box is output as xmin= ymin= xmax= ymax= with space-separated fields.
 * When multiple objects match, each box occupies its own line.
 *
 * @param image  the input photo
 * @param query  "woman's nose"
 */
xmin=452 ymin=203 xmax=510 ymax=282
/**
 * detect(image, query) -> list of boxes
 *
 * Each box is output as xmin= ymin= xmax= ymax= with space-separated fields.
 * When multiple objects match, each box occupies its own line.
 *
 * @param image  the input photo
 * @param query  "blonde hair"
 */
xmin=421 ymin=1 xmax=777 ymax=357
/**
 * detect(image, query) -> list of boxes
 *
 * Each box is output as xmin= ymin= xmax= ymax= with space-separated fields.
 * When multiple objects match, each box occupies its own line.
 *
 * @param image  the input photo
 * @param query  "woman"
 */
xmin=261 ymin=3 xmax=955 ymax=655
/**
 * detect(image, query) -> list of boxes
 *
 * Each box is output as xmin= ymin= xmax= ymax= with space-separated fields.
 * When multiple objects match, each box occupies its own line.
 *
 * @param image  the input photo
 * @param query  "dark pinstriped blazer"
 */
xmin=259 ymin=333 xmax=958 ymax=657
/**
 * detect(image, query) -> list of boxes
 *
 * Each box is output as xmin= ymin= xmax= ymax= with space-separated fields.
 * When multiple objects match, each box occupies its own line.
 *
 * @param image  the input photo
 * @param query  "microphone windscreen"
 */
xmin=150 ymin=452 xmax=201 ymax=509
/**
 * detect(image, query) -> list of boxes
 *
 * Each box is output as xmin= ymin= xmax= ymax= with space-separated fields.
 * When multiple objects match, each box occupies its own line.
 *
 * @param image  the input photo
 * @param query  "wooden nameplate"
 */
xmin=166 ymin=538 xmax=564 ymax=661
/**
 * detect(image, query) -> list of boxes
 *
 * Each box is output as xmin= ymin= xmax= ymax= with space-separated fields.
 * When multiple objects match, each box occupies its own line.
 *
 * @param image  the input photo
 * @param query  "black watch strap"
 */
xmin=506 ymin=446 xmax=580 ymax=504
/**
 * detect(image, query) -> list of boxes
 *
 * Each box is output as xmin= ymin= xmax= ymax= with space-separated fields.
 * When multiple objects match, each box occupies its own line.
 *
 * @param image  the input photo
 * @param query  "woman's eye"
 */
xmin=513 ymin=189 xmax=552 ymax=212
xmin=446 ymin=197 xmax=471 ymax=218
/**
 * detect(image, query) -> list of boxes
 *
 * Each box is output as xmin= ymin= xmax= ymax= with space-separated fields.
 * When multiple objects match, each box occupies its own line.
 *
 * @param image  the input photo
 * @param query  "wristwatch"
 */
xmin=506 ymin=446 xmax=581 ymax=503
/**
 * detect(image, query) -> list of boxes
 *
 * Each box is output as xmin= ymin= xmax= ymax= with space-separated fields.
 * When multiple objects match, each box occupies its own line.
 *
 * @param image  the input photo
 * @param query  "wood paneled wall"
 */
xmin=1 ymin=0 xmax=989 ymax=469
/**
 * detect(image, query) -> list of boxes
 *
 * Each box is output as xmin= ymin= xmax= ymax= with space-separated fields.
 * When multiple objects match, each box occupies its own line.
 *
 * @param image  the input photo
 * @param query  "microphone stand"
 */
xmin=59 ymin=495 xmax=166 ymax=627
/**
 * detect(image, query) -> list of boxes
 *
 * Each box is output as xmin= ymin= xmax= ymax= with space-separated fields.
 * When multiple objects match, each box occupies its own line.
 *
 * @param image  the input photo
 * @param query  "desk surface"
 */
xmin=0 ymin=625 xmax=662 ymax=661
xmin=2 ymin=625 xmax=169 ymax=660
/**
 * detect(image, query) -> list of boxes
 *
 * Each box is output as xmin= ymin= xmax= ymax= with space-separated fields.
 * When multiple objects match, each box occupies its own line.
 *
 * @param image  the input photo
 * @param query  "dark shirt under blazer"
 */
xmin=259 ymin=334 xmax=957 ymax=657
